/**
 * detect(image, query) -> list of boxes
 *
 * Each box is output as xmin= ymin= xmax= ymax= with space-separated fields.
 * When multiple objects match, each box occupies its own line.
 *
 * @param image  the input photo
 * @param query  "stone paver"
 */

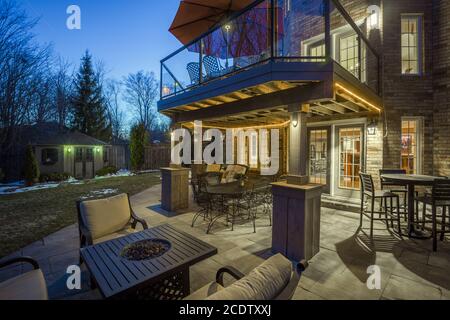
xmin=1 ymin=184 xmax=449 ymax=300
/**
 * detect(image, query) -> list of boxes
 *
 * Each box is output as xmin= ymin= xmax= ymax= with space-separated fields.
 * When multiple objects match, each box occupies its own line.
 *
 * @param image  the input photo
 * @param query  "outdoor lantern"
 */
xmin=224 ymin=24 xmax=231 ymax=32
xmin=367 ymin=120 xmax=378 ymax=136
xmin=367 ymin=5 xmax=381 ymax=30
xmin=292 ymin=112 xmax=299 ymax=128
xmin=96 ymin=147 xmax=101 ymax=153
xmin=67 ymin=147 xmax=72 ymax=153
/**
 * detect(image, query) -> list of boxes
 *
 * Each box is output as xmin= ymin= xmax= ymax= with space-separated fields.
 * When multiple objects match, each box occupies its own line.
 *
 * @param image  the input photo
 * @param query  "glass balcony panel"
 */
xmin=275 ymin=0 xmax=325 ymax=61
xmin=201 ymin=0 xmax=271 ymax=82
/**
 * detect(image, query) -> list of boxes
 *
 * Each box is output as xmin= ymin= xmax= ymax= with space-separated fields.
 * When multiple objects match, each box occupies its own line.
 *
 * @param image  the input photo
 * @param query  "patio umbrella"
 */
xmin=169 ymin=0 xmax=256 ymax=45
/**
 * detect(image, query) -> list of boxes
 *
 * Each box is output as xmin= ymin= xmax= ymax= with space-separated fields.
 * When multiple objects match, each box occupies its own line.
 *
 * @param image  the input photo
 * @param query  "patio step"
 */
xmin=321 ymin=195 xmax=360 ymax=213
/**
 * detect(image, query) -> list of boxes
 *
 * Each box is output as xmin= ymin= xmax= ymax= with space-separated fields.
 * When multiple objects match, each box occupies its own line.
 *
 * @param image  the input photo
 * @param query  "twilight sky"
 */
xmin=22 ymin=0 xmax=183 ymax=80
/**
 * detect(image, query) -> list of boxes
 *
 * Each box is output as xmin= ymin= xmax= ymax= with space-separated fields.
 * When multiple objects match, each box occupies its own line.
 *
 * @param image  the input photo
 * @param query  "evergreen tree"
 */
xmin=130 ymin=123 xmax=148 ymax=171
xmin=71 ymin=51 xmax=111 ymax=141
xmin=23 ymin=145 xmax=40 ymax=185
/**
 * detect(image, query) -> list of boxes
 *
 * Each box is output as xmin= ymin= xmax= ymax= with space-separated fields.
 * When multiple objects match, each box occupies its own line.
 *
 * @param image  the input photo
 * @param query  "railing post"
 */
xmin=199 ymin=39 xmax=204 ymax=84
xmin=160 ymin=61 xmax=163 ymax=99
xmin=324 ymin=0 xmax=331 ymax=61
xmin=270 ymin=0 xmax=275 ymax=59
xmin=358 ymin=36 xmax=362 ymax=81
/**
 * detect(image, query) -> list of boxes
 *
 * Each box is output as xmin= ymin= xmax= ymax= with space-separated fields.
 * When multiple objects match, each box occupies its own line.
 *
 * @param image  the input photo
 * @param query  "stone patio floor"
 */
xmin=1 ymin=184 xmax=450 ymax=300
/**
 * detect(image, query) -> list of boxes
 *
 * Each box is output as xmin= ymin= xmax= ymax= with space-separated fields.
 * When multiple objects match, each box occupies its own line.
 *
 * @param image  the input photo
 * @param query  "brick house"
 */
xmin=158 ymin=0 xmax=450 ymax=199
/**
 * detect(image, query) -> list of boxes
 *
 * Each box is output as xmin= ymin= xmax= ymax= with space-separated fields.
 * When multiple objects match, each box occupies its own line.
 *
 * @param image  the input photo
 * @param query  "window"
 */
xmin=86 ymin=148 xmax=94 ymax=162
xmin=41 ymin=148 xmax=59 ymax=166
xmin=339 ymin=127 xmax=362 ymax=190
xmin=401 ymin=118 xmax=423 ymax=174
xmin=249 ymin=132 xmax=258 ymax=168
xmin=309 ymin=42 xmax=325 ymax=62
xmin=75 ymin=148 xmax=83 ymax=162
xmin=401 ymin=15 xmax=423 ymax=75
xmin=309 ymin=130 xmax=328 ymax=185
xmin=339 ymin=34 xmax=360 ymax=78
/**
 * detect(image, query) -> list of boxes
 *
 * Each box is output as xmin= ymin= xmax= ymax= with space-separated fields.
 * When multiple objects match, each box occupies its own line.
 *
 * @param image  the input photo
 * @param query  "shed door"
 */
xmin=74 ymin=147 xmax=95 ymax=179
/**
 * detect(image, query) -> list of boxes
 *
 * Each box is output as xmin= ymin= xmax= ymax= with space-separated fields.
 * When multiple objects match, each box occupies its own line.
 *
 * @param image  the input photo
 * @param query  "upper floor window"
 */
xmin=339 ymin=33 xmax=360 ymax=79
xmin=401 ymin=15 xmax=423 ymax=75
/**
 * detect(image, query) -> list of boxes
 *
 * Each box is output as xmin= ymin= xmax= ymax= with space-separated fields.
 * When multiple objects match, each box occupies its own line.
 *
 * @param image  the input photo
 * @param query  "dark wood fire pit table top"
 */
xmin=80 ymin=224 xmax=218 ymax=300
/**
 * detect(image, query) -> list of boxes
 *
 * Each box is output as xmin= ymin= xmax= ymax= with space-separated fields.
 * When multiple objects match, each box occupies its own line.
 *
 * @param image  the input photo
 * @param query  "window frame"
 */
xmin=401 ymin=117 xmax=423 ymax=174
xmin=41 ymin=148 xmax=59 ymax=166
xmin=401 ymin=14 xmax=424 ymax=76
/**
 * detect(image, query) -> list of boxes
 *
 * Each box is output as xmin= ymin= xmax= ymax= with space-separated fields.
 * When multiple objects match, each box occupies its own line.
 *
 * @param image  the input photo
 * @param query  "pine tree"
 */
xmin=71 ymin=51 xmax=111 ymax=141
xmin=130 ymin=123 xmax=148 ymax=171
xmin=23 ymin=145 xmax=40 ymax=185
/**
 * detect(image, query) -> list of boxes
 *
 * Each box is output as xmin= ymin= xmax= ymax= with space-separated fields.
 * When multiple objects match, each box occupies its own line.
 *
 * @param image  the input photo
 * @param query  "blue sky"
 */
xmin=22 ymin=0 xmax=182 ymax=80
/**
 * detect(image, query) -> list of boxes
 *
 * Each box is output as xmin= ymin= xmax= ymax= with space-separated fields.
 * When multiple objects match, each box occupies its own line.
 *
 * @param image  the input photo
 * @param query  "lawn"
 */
xmin=0 ymin=172 xmax=161 ymax=258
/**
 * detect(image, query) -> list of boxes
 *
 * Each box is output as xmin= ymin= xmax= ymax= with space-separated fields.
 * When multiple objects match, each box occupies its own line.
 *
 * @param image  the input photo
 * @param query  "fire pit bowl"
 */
xmin=120 ymin=239 xmax=171 ymax=261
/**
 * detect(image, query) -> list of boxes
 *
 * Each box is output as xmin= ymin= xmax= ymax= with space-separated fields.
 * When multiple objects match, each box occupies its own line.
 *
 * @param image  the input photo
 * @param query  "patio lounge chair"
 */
xmin=184 ymin=254 xmax=308 ymax=300
xmin=0 ymin=257 xmax=48 ymax=300
xmin=76 ymin=193 xmax=149 ymax=250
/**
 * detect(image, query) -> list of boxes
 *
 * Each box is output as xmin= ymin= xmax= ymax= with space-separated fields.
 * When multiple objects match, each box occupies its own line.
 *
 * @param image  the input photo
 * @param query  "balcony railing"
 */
xmin=160 ymin=0 xmax=381 ymax=100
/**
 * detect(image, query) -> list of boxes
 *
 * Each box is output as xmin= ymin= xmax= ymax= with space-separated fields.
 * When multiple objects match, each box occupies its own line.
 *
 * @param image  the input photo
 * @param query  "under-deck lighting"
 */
xmin=335 ymin=83 xmax=382 ymax=113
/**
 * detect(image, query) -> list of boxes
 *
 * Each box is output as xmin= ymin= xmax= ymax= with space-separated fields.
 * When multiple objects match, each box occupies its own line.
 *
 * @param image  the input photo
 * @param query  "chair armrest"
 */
xmin=131 ymin=210 xmax=148 ymax=230
xmin=79 ymin=222 xmax=93 ymax=247
xmin=0 ymin=257 xmax=40 ymax=270
xmin=216 ymin=266 xmax=246 ymax=286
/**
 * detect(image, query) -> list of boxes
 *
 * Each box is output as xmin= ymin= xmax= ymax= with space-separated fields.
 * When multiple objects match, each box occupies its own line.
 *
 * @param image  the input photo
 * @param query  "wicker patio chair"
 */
xmin=186 ymin=62 xmax=201 ymax=85
xmin=184 ymin=254 xmax=308 ymax=300
xmin=0 ymin=257 xmax=48 ymax=300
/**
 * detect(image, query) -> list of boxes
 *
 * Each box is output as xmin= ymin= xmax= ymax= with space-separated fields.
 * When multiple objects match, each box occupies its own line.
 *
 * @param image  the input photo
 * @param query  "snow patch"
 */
xmin=80 ymin=188 xmax=120 ymax=200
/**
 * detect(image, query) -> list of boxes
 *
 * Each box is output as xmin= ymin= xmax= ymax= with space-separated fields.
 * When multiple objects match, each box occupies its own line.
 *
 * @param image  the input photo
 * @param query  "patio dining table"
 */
xmin=380 ymin=174 xmax=446 ymax=239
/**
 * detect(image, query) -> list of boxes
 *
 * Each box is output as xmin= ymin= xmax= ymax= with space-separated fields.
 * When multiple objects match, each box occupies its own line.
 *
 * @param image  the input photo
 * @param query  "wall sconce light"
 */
xmin=367 ymin=5 xmax=381 ymax=31
xmin=292 ymin=112 xmax=299 ymax=128
xmin=224 ymin=24 xmax=231 ymax=32
xmin=367 ymin=120 xmax=378 ymax=136
xmin=67 ymin=147 xmax=72 ymax=153
xmin=95 ymin=147 xmax=101 ymax=153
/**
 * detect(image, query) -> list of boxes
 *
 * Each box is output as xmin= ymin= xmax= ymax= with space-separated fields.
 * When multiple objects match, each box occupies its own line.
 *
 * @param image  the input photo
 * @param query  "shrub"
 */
xmin=39 ymin=172 xmax=71 ymax=183
xmin=130 ymin=123 xmax=148 ymax=171
xmin=23 ymin=145 xmax=40 ymax=185
xmin=96 ymin=166 xmax=118 ymax=177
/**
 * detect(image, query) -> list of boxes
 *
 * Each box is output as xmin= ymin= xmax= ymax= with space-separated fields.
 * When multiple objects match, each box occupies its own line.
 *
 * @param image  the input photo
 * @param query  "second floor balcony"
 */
xmin=159 ymin=0 xmax=382 ymax=115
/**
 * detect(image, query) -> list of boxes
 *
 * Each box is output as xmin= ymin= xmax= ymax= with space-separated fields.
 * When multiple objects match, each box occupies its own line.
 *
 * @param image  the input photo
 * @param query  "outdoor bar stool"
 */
xmin=360 ymin=173 xmax=402 ymax=238
xmin=379 ymin=169 xmax=409 ymax=221
xmin=415 ymin=179 xmax=450 ymax=251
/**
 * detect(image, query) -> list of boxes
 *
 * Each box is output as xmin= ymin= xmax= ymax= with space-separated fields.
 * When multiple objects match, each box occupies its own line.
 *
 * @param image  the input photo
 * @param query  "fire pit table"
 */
xmin=80 ymin=224 xmax=217 ymax=300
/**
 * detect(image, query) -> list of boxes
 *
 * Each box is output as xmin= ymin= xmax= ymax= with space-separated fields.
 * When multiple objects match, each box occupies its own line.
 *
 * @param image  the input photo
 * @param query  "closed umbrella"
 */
xmin=169 ymin=0 xmax=256 ymax=45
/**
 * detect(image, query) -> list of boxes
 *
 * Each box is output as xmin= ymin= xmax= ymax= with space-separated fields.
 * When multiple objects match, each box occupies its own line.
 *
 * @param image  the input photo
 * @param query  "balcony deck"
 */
xmin=158 ymin=0 xmax=383 ymax=126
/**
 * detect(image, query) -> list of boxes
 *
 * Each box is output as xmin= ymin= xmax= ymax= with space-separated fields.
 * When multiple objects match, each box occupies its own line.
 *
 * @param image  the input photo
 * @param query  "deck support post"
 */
xmin=271 ymin=104 xmax=322 ymax=261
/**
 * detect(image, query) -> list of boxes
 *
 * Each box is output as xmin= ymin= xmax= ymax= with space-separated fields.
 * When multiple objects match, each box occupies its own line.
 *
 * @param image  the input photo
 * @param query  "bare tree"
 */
xmin=123 ymin=71 xmax=159 ymax=131
xmin=104 ymin=79 xmax=125 ymax=139
xmin=52 ymin=57 xmax=74 ymax=127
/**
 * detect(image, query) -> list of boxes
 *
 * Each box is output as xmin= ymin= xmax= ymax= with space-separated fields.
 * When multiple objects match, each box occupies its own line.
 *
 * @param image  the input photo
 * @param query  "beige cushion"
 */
xmin=93 ymin=226 xmax=135 ymax=245
xmin=0 ymin=269 xmax=48 ymax=300
xmin=80 ymin=193 xmax=131 ymax=240
xmin=206 ymin=254 xmax=292 ymax=300
xmin=184 ymin=282 xmax=224 ymax=300
xmin=206 ymin=164 xmax=221 ymax=173
xmin=221 ymin=165 xmax=247 ymax=184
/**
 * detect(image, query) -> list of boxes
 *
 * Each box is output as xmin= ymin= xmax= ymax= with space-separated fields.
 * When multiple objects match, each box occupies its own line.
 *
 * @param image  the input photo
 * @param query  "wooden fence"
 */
xmin=143 ymin=144 xmax=171 ymax=170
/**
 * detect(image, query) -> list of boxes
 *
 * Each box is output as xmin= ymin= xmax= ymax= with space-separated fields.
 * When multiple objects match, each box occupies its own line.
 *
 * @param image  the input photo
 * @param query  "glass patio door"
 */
xmin=308 ymin=127 xmax=331 ymax=194
xmin=334 ymin=125 xmax=365 ymax=198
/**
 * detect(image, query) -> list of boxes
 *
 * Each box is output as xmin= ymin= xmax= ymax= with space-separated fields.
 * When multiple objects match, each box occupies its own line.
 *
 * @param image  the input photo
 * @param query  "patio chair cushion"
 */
xmin=221 ymin=165 xmax=247 ymax=184
xmin=206 ymin=254 xmax=292 ymax=300
xmin=80 ymin=193 xmax=131 ymax=240
xmin=93 ymin=226 xmax=136 ymax=245
xmin=184 ymin=282 xmax=224 ymax=300
xmin=0 ymin=269 xmax=48 ymax=300
xmin=206 ymin=164 xmax=222 ymax=173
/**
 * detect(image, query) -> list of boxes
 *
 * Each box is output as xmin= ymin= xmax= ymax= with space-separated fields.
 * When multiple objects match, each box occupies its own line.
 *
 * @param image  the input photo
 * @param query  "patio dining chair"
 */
xmin=415 ymin=179 xmax=450 ymax=251
xmin=379 ymin=169 xmax=409 ymax=220
xmin=76 ymin=193 xmax=149 ymax=259
xmin=0 ymin=257 xmax=48 ymax=300
xmin=186 ymin=62 xmax=201 ymax=85
xmin=221 ymin=164 xmax=249 ymax=184
xmin=184 ymin=254 xmax=308 ymax=300
xmin=203 ymin=55 xmax=225 ymax=79
xmin=360 ymin=173 xmax=402 ymax=238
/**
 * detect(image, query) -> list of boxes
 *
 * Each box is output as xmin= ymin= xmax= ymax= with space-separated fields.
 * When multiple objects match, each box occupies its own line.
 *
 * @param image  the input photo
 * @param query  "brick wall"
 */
xmin=381 ymin=0 xmax=434 ymax=175
xmin=432 ymin=0 xmax=450 ymax=176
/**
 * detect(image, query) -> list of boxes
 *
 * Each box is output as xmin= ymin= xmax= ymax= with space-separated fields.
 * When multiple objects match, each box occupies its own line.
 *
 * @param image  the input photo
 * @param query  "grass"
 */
xmin=0 ymin=172 xmax=161 ymax=258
